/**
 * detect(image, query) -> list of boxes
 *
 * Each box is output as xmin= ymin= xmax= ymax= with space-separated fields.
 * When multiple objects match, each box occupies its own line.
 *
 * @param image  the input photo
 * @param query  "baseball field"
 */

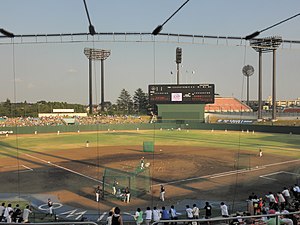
xmin=0 ymin=128 xmax=299 ymax=215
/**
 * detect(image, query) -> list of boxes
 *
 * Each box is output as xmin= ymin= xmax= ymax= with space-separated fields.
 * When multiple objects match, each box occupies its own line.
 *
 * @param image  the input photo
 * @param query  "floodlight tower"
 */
xmin=98 ymin=50 xmax=111 ymax=111
xmin=250 ymin=36 xmax=282 ymax=121
xmin=242 ymin=65 xmax=254 ymax=106
xmin=84 ymin=48 xmax=111 ymax=114
xmin=176 ymin=47 xmax=182 ymax=84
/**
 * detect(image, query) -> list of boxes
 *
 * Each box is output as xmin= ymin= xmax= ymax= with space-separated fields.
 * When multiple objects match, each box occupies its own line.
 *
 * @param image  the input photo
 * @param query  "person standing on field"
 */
xmin=112 ymin=179 xmax=118 ymax=195
xmin=95 ymin=185 xmax=101 ymax=202
xmin=124 ymin=187 xmax=130 ymax=203
xmin=47 ymin=199 xmax=53 ymax=216
xmin=160 ymin=185 xmax=165 ymax=201
xmin=140 ymin=157 xmax=145 ymax=169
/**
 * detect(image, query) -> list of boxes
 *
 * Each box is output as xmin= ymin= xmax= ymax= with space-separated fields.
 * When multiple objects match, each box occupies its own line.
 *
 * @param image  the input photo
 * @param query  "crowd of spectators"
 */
xmin=104 ymin=184 xmax=300 ymax=225
xmin=0 ymin=203 xmax=32 ymax=223
xmin=0 ymin=184 xmax=299 ymax=224
xmin=76 ymin=115 xmax=146 ymax=125
xmin=0 ymin=115 xmax=148 ymax=127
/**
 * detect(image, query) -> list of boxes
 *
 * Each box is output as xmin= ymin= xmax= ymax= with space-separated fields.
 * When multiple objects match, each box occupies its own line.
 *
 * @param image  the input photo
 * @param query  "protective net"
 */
xmin=102 ymin=165 xmax=151 ymax=199
xmin=234 ymin=153 xmax=252 ymax=170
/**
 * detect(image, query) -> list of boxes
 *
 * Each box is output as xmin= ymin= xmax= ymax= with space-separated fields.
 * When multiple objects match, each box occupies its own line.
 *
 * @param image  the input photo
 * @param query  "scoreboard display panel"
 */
xmin=149 ymin=84 xmax=215 ymax=104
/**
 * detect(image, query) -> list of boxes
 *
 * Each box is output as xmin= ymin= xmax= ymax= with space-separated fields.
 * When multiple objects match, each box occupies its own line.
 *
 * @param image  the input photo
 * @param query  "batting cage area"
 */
xmin=102 ymin=166 xmax=151 ymax=199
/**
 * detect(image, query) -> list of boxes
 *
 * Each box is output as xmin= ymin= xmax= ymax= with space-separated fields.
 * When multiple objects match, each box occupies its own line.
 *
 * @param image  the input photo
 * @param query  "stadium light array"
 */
xmin=84 ymin=48 xmax=111 ymax=114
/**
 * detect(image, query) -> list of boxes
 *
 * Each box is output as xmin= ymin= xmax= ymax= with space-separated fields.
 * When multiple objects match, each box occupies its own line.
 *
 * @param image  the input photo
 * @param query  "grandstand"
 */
xmin=205 ymin=97 xmax=252 ymax=113
xmin=38 ymin=108 xmax=87 ymax=118
xmin=283 ymin=107 xmax=300 ymax=113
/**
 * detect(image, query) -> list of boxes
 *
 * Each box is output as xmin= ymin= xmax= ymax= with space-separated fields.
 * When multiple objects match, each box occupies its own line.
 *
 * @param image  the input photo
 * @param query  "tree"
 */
xmin=0 ymin=99 xmax=12 ymax=116
xmin=116 ymin=89 xmax=133 ymax=114
xmin=133 ymin=88 xmax=149 ymax=114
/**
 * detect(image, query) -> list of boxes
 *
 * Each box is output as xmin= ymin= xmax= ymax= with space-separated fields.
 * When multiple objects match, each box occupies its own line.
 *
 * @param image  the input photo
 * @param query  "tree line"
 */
xmin=0 ymin=88 xmax=150 ymax=117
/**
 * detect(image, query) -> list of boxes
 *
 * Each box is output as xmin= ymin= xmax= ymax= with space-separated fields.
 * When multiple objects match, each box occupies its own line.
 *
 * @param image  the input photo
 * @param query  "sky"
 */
xmin=0 ymin=0 xmax=300 ymax=105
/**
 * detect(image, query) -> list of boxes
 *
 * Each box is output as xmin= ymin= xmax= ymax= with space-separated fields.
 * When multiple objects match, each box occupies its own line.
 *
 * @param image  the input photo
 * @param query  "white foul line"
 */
xmin=259 ymin=170 xmax=300 ymax=181
xmin=3 ymin=164 xmax=33 ymax=173
xmin=23 ymin=153 xmax=102 ymax=183
xmin=22 ymin=154 xmax=300 ymax=187
xmin=22 ymin=164 xmax=33 ymax=171
xmin=263 ymin=159 xmax=300 ymax=168
xmin=153 ymin=166 xmax=265 ymax=187
xmin=153 ymin=158 xmax=300 ymax=187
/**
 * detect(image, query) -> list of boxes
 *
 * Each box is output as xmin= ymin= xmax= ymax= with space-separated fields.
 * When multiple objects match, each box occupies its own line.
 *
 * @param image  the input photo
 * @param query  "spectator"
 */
xmin=22 ymin=205 xmax=32 ymax=223
xmin=134 ymin=208 xmax=143 ymax=225
xmin=282 ymin=187 xmax=291 ymax=206
xmin=280 ymin=210 xmax=293 ymax=225
xmin=277 ymin=192 xmax=286 ymax=210
xmin=152 ymin=207 xmax=160 ymax=223
xmin=186 ymin=205 xmax=194 ymax=224
xmin=0 ymin=203 xmax=5 ymax=222
xmin=204 ymin=202 xmax=212 ymax=219
xmin=220 ymin=202 xmax=229 ymax=218
xmin=266 ymin=209 xmax=281 ymax=225
xmin=6 ymin=210 xmax=13 ymax=223
xmin=161 ymin=206 xmax=170 ymax=225
xmin=192 ymin=203 xmax=200 ymax=225
xmin=292 ymin=184 xmax=300 ymax=199
xmin=3 ymin=203 xmax=13 ymax=222
xmin=266 ymin=192 xmax=278 ymax=210
xmin=145 ymin=206 xmax=152 ymax=225
xmin=170 ymin=205 xmax=178 ymax=225
xmin=12 ymin=204 xmax=22 ymax=222
xmin=112 ymin=207 xmax=123 ymax=225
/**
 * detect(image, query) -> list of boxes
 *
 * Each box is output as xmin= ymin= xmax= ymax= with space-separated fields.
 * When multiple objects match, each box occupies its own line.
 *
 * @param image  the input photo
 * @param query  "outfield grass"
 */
xmin=0 ymin=129 xmax=299 ymax=158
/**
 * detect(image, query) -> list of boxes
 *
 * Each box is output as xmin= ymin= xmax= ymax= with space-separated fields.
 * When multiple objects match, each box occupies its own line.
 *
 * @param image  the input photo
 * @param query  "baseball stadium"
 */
xmin=1 ymin=1 xmax=300 ymax=225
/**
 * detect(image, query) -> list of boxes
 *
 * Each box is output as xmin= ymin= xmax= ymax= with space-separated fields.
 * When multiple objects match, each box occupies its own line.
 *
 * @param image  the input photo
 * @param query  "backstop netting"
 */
xmin=234 ymin=153 xmax=252 ymax=170
xmin=102 ymin=167 xmax=151 ymax=199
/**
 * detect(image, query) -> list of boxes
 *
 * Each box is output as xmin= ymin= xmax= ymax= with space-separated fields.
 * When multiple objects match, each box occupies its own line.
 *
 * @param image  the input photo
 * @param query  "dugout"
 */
xmin=157 ymin=104 xmax=206 ymax=123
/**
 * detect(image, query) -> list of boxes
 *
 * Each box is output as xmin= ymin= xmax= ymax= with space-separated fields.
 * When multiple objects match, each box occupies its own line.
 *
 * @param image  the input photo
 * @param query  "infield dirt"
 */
xmin=0 ymin=144 xmax=299 ymax=212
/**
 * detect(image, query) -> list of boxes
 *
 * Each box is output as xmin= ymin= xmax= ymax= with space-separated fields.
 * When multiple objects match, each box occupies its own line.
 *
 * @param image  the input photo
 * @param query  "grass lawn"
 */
xmin=0 ymin=129 xmax=299 ymax=158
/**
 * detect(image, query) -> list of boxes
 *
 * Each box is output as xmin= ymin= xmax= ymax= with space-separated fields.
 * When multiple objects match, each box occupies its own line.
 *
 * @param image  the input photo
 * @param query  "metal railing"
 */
xmin=0 ymin=222 xmax=97 ymax=225
xmin=151 ymin=211 xmax=300 ymax=225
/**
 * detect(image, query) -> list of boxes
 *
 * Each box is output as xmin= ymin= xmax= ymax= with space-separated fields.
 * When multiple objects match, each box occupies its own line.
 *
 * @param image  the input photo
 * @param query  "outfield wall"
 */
xmin=0 ymin=122 xmax=299 ymax=134
xmin=157 ymin=104 xmax=205 ymax=122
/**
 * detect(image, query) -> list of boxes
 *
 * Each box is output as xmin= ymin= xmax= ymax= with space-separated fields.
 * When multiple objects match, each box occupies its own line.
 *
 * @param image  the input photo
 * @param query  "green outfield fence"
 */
xmin=0 ymin=121 xmax=299 ymax=134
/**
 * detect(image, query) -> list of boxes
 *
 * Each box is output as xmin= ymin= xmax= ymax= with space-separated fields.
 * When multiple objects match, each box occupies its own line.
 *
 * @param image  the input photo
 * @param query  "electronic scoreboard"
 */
xmin=149 ymin=84 xmax=215 ymax=104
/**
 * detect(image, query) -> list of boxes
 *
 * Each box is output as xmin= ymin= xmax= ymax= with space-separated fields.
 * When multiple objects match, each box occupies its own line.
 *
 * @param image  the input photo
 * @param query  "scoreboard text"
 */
xmin=148 ymin=84 xmax=215 ymax=104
